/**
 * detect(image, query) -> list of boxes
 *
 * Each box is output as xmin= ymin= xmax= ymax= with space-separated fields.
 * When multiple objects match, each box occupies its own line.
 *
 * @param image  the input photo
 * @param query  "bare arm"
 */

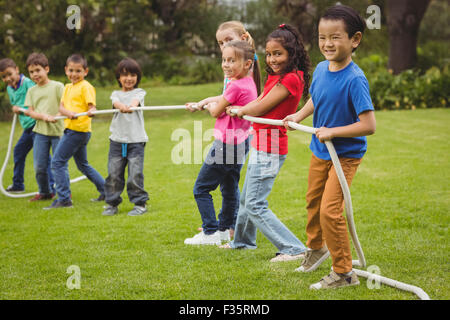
xmin=27 ymin=105 xmax=56 ymax=123
xmin=315 ymin=110 xmax=376 ymax=143
xmin=205 ymin=96 xmax=230 ymax=118
xmin=235 ymin=83 xmax=290 ymax=118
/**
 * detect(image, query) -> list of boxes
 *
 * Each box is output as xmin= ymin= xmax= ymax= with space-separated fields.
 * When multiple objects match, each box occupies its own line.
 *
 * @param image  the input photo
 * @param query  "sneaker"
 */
xmin=270 ymin=252 xmax=305 ymax=262
xmin=295 ymin=244 xmax=330 ymax=272
xmin=184 ymin=231 xmax=221 ymax=245
xmin=6 ymin=185 xmax=25 ymax=193
xmin=29 ymin=193 xmax=55 ymax=202
xmin=43 ymin=199 xmax=73 ymax=210
xmin=219 ymin=242 xmax=232 ymax=249
xmin=309 ymin=270 xmax=359 ymax=290
xmin=127 ymin=205 xmax=147 ymax=216
xmin=91 ymin=194 xmax=105 ymax=202
xmin=218 ymin=229 xmax=230 ymax=242
xmin=102 ymin=205 xmax=118 ymax=216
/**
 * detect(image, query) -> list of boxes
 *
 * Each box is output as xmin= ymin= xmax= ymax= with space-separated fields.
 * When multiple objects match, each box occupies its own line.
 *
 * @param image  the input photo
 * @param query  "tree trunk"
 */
xmin=387 ymin=0 xmax=431 ymax=74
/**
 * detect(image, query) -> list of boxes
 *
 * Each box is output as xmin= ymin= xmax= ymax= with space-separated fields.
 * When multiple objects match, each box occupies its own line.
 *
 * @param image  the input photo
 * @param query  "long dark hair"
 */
xmin=265 ymin=24 xmax=311 ymax=101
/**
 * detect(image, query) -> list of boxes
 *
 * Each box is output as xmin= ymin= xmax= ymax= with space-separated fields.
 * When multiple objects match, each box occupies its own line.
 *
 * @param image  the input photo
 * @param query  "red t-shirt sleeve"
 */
xmin=279 ymin=71 xmax=304 ymax=98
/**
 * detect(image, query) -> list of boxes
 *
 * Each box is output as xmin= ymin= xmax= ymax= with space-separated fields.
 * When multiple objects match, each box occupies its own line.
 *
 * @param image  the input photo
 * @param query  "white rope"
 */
xmin=229 ymin=108 xmax=430 ymax=300
xmin=2 ymin=104 xmax=430 ymax=299
xmin=0 ymin=113 xmax=87 ymax=198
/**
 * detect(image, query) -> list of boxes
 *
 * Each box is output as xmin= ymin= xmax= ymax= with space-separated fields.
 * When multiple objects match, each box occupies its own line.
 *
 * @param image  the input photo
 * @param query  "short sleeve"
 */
xmin=132 ymin=88 xmax=146 ymax=106
xmin=349 ymin=76 xmax=374 ymax=115
xmin=110 ymin=91 xmax=120 ymax=105
xmin=61 ymin=84 xmax=69 ymax=103
xmin=223 ymin=81 xmax=240 ymax=105
xmin=82 ymin=82 xmax=96 ymax=106
xmin=280 ymin=72 xmax=304 ymax=97
xmin=24 ymin=89 xmax=33 ymax=109
xmin=56 ymin=82 xmax=64 ymax=102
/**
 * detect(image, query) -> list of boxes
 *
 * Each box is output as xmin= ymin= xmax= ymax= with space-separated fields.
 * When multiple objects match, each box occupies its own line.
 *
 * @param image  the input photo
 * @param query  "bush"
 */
xmin=356 ymin=54 xmax=449 ymax=110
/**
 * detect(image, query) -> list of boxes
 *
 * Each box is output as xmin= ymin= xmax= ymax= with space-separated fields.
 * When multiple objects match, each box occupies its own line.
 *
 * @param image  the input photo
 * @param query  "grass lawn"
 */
xmin=0 ymin=82 xmax=448 ymax=300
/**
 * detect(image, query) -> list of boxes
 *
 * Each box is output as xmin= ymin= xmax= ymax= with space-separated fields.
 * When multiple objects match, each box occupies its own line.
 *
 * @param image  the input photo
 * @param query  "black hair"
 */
xmin=66 ymin=54 xmax=88 ymax=69
xmin=115 ymin=58 xmax=142 ymax=88
xmin=266 ymin=24 xmax=311 ymax=101
xmin=321 ymin=5 xmax=366 ymax=51
xmin=0 ymin=58 xmax=17 ymax=72
xmin=26 ymin=53 xmax=49 ymax=68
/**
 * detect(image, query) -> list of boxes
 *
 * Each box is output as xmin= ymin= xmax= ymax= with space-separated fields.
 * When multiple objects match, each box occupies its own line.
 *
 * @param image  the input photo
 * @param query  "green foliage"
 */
xmin=356 ymin=54 xmax=450 ymax=110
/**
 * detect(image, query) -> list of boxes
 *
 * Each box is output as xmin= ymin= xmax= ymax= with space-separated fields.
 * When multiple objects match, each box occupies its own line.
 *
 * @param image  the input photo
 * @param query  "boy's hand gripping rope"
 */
xmin=1 ymin=105 xmax=430 ymax=299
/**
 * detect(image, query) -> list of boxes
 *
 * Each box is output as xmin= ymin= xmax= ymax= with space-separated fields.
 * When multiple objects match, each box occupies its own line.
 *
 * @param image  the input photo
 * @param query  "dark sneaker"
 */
xmin=91 ymin=194 xmax=105 ymax=202
xmin=295 ymin=244 xmax=330 ymax=272
xmin=310 ymin=270 xmax=360 ymax=290
xmin=43 ymin=199 xmax=73 ymax=210
xmin=29 ymin=193 xmax=55 ymax=202
xmin=102 ymin=205 xmax=118 ymax=216
xmin=127 ymin=205 xmax=147 ymax=216
xmin=6 ymin=185 xmax=25 ymax=193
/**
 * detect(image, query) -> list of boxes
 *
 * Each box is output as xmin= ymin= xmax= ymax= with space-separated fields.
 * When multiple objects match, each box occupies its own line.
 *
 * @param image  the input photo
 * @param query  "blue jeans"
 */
xmin=33 ymin=133 xmax=59 ymax=195
xmin=51 ymin=129 xmax=105 ymax=202
xmin=231 ymin=148 xmax=306 ymax=255
xmin=193 ymin=139 xmax=249 ymax=235
xmin=11 ymin=126 xmax=35 ymax=190
xmin=105 ymin=140 xmax=148 ymax=207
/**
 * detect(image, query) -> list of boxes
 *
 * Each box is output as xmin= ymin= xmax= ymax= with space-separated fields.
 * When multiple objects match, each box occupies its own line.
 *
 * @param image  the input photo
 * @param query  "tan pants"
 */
xmin=305 ymin=154 xmax=362 ymax=274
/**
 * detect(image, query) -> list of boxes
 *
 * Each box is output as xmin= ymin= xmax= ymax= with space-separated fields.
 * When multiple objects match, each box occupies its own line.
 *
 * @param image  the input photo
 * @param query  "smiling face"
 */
xmin=0 ymin=66 xmax=21 ymax=87
xmin=27 ymin=64 xmax=49 ymax=86
xmin=65 ymin=61 xmax=88 ymax=84
xmin=221 ymin=46 xmax=251 ymax=81
xmin=119 ymin=72 xmax=138 ymax=91
xmin=265 ymin=39 xmax=289 ymax=75
xmin=318 ymin=18 xmax=361 ymax=70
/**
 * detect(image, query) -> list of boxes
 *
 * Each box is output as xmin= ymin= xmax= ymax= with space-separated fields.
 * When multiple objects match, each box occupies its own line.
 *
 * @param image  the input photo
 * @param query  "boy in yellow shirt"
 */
xmin=45 ymin=54 xmax=105 ymax=209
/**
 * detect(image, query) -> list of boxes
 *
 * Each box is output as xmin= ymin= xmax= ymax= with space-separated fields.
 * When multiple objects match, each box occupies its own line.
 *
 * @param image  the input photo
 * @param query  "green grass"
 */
xmin=0 ymin=82 xmax=449 ymax=300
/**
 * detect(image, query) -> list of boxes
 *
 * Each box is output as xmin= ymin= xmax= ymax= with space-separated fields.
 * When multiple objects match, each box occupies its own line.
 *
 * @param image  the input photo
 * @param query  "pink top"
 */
xmin=215 ymin=76 xmax=257 ymax=145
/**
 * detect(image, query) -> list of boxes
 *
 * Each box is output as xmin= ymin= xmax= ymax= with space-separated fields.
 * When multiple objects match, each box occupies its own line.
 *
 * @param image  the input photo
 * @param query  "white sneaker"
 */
xmin=184 ymin=231 xmax=221 ymax=245
xmin=218 ymin=230 xmax=230 ymax=242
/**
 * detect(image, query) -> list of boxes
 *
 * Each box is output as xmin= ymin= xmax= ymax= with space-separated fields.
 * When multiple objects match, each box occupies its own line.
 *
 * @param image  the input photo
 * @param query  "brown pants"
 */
xmin=305 ymin=154 xmax=362 ymax=274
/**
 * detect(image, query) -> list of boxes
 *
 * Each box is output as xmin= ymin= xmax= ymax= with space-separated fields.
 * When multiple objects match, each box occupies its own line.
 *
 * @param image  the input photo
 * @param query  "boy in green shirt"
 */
xmin=0 ymin=58 xmax=51 ymax=194
xmin=24 ymin=53 xmax=65 ymax=201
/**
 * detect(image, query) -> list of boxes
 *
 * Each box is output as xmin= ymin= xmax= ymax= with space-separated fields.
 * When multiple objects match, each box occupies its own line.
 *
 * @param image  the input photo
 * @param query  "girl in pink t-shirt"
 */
xmin=183 ymin=40 xmax=260 ymax=246
xmin=222 ymin=24 xmax=311 ymax=262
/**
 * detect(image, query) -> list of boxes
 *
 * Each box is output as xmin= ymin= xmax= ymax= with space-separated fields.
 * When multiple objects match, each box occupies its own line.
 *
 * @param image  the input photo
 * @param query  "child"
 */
xmin=102 ymin=58 xmax=149 ymax=216
xmin=184 ymin=21 xmax=261 ymax=242
xmin=223 ymin=24 xmax=310 ymax=262
xmin=45 ymin=54 xmax=105 ymax=209
xmin=0 ymin=58 xmax=41 ymax=194
xmin=187 ymin=21 xmax=261 ymax=113
xmin=23 ymin=53 xmax=65 ymax=201
xmin=184 ymin=40 xmax=259 ymax=245
xmin=283 ymin=5 xmax=376 ymax=289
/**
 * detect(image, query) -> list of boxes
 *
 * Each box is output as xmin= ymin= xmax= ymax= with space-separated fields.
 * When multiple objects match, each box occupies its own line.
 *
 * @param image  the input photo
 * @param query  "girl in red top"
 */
xmin=222 ymin=24 xmax=311 ymax=262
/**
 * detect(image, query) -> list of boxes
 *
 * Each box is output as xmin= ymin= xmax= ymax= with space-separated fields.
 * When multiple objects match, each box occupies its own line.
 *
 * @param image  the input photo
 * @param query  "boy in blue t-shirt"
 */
xmin=0 ymin=58 xmax=54 ymax=194
xmin=283 ymin=5 xmax=376 ymax=289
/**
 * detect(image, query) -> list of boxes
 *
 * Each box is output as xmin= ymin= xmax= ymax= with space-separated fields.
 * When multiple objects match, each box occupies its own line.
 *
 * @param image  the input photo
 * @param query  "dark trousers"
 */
xmin=105 ymin=140 xmax=149 ymax=207
xmin=193 ymin=138 xmax=249 ymax=235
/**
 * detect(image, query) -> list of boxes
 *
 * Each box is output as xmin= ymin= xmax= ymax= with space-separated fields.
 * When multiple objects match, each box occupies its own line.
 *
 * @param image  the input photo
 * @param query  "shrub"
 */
xmin=356 ymin=54 xmax=449 ymax=110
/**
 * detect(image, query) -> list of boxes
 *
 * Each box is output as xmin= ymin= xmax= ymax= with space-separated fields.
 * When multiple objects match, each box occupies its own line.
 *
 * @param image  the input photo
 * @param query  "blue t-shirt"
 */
xmin=310 ymin=60 xmax=374 ymax=160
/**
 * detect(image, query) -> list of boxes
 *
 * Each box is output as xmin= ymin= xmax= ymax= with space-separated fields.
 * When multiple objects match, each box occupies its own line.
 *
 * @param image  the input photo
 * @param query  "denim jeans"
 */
xmin=11 ymin=126 xmax=35 ymax=190
xmin=105 ymin=140 xmax=148 ymax=207
xmin=193 ymin=139 xmax=249 ymax=235
xmin=231 ymin=148 xmax=306 ymax=255
xmin=51 ymin=129 xmax=105 ymax=202
xmin=33 ymin=133 xmax=59 ymax=195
